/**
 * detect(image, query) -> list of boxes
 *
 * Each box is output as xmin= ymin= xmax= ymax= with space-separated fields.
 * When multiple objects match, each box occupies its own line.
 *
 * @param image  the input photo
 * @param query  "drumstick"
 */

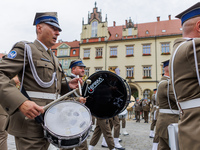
xmin=25 ymin=88 xmax=78 ymax=120
xmin=77 ymin=75 xmax=82 ymax=96
xmin=84 ymin=79 xmax=92 ymax=97
xmin=43 ymin=88 xmax=78 ymax=111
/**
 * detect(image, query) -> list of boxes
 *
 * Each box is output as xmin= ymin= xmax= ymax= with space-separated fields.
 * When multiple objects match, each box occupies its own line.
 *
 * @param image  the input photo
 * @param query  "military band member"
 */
xmin=88 ymin=118 xmax=116 ymax=150
xmin=152 ymin=60 xmax=170 ymax=150
xmin=109 ymin=116 xmax=125 ymax=150
xmin=61 ymin=59 xmax=87 ymax=150
xmin=170 ymin=2 xmax=200 ymax=149
xmin=134 ymin=98 xmax=141 ymax=122
xmin=142 ymin=98 xmax=150 ymax=123
xmin=149 ymin=88 xmax=157 ymax=138
xmin=155 ymin=77 xmax=179 ymax=150
xmin=0 ymin=12 xmax=81 ymax=150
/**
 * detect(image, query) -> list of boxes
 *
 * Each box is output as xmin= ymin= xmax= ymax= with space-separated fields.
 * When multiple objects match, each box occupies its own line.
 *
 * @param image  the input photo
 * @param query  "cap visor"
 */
xmin=45 ymin=22 xmax=62 ymax=32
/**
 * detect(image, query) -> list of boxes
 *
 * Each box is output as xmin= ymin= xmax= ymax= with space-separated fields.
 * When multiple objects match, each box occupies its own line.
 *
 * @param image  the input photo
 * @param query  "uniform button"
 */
xmin=6 ymin=108 xmax=9 ymax=111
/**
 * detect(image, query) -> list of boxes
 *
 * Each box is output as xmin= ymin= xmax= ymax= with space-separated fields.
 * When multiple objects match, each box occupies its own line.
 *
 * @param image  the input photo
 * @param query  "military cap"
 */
xmin=33 ymin=12 xmax=62 ymax=31
xmin=69 ymin=59 xmax=86 ymax=69
xmin=176 ymin=2 xmax=200 ymax=25
xmin=153 ymin=88 xmax=157 ymax=91
xmin=162 ymin=60 xmax=169 ymax=68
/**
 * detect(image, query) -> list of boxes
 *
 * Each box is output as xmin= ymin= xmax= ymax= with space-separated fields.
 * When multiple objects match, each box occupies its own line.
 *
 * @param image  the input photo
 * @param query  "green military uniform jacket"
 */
xmin=170 ymin=38 xmax=200 ymax=150
xmin=0 ymin=40 xmax=67 ymax=137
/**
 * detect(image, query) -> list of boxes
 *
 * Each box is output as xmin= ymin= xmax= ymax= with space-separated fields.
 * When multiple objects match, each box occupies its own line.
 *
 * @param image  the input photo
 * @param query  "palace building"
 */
xmin=79 ymin=2 xmax=182 ymax=99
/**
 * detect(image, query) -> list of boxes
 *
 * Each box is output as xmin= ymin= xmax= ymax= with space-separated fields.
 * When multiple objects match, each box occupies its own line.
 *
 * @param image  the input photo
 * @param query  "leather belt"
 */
xmin=26 ymin=91 xmax=60 ymax=100
xmin=159 ymin=109 xmax=179 ymax=115
xmin=179 ymin=98 xmax=200 ymax=110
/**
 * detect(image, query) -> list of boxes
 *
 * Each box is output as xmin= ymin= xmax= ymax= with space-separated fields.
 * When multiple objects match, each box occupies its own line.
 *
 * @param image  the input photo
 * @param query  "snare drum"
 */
xmin=43 ymin=100 xmax=92 ymax=149
xmin=118 ymin=109 xmax=128 ymax=119
xmin=82 ymin=71 xmax=131 ymax=119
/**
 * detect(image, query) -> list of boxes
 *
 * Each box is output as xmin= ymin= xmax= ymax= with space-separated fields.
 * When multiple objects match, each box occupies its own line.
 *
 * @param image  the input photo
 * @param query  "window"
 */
xmin=59 ymin=49 xmax=69 ymax=56
xmin=91 ymin=21 xmax=98 ymax=37
xmin=85 ymin=68 xmax=90 ymax=77
xmin=143 ymin=89 xmax=151 ymax=100
xmin=126 ymin=45 xmax=134 ymax=56
xmin=143 ymin=44 xmax=151 ymax=55
xmin=84 ymin=49 xmax=90 ymax=58
xmin=110 ymin=47 xmax=117 ymax=57
xmin=128 ymin=28 xmax=132 ymax=35
xmin=126 ymin=66 xmax=134 ymax=78
xmin=64 ymin=49 xmax=67 ymax=55
xmin=96 ymin=48 xmax=102 ymax=58
xmin=143 ymin=66 xmax=151 ymax=78
xmin=60 ymin=50 xmax=63 ymax=55
xmin=95 ymin=67 xmax=102 ymax=72
xmin=161 ymin=43 xmax=170 ymax=54
xmin=73 ymin=50 xmax=76 ymax=55
xmin=64 ymin=60 xmax=68 ymax=66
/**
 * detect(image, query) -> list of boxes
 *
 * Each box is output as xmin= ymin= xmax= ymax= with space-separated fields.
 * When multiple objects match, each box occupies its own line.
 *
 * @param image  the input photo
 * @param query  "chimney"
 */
xmin=113 ymin=21 xmax=116 ymax=27
xmin=125 ymin=20 xmax=127 ymax=26
xmin=157 ymin=16 xmax=160 ymax=22
xmin=168 ymin=15 xmax=171 ymax=20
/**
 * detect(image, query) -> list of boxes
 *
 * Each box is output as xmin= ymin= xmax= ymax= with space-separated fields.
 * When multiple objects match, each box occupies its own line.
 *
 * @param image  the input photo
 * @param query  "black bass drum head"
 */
xmin=82 ymin=71 xmax=130 ymax=119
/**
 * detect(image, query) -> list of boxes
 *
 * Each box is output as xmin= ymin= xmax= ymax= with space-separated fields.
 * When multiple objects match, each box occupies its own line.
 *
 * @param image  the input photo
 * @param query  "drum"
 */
xmin=82 ymin=71 xmax=131 ymax=119
xmin=118 ymin=109 xmax=128 ymax=119
xmin=43 ymin=100 xmax=92 ymax=149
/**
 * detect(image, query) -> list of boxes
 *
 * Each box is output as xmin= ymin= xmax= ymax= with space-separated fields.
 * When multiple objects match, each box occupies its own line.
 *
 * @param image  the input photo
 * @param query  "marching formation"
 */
xmin=1 ymin=2 xmax=200 ymax=150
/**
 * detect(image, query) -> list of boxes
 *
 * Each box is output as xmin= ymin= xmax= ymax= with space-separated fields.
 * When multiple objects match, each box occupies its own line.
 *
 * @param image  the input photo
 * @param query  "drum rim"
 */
xmin=43 ymin=100 xmax=92 ymax=138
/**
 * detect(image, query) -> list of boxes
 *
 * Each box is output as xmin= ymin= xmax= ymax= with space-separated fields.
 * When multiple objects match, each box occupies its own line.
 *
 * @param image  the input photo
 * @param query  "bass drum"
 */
xmin=82 ymin=71 xmax=131 ymax=119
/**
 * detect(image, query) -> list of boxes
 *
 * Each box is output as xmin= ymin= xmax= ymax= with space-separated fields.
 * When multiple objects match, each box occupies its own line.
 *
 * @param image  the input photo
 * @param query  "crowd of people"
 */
xmin=1 ymin=2 xmax=200 ymax=150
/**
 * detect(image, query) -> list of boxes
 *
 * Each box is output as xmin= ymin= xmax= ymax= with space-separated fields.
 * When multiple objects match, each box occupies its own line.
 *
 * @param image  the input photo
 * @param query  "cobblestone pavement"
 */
xmin=8 ymin=118 xmax=153 ymax=150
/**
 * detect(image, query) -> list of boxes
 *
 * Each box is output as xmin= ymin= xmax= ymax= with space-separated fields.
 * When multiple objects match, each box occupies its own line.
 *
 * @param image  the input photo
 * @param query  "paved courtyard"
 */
xmin=7 ymin=117 xmax=153 ymax=150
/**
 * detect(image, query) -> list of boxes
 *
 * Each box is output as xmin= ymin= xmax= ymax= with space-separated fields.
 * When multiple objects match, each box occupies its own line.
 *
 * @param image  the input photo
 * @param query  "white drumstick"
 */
xmin=25 ymin=88 xmax=78 ymax=120
xmin=84 ymin=79 xmax=92 ymax=97
xmin=77 ymin=75 xmax=82 ymax=96
xmin=43 ymin=88 xmax=78 ymax=111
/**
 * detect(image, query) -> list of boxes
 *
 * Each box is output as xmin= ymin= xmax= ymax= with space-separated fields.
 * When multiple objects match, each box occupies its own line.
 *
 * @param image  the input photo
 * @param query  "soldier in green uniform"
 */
xmin=149 ymin=88 xmax=157 ymax=138
xmin=170 ymin=2 xmax=200 ymax=149
xmin=0 ymin=12 xmax=81 ymax=150
xmin=152 ymin=60 xmax=170 ymax=150
xmin=155 ymin=60 xmax=179 ymax=150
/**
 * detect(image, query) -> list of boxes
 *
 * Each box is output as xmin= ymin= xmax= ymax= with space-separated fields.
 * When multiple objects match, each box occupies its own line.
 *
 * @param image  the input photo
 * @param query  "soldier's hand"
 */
xmin=79 ymin=97 xmax=86 ymax=104
xmin=19 ymin=100 xmax=44 ymax=119
xmin=69 ymin=78 xmax=83 ymax=89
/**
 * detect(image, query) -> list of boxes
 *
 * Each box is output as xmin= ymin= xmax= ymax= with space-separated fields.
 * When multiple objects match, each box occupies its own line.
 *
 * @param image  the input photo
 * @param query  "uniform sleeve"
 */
xmin=0 ymin=42 xmax=28 ymax=115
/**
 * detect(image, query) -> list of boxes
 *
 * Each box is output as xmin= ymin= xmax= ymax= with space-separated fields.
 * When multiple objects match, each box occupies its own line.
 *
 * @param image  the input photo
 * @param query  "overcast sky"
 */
xmin=0 ymin=0 xmax=199 ymax=53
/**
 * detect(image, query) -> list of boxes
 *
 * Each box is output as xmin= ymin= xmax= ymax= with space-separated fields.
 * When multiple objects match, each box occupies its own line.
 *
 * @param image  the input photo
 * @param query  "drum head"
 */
xmin=44 ymin=101 xmax=92 ymax=137
xmin=82 ymin=71 xmax=130 ymax=119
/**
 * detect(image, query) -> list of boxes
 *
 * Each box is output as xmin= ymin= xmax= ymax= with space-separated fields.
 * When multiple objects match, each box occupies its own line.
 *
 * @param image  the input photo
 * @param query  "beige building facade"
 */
xmin=79 ymin=3 xmax=182 ymax=100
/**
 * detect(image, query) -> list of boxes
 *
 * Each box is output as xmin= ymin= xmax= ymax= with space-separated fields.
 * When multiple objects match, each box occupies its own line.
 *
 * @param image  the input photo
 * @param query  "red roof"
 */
xmin=51 ymin=40 xmax=80 ymax=49
xmin=107 ymin=19 xmax=182 ymax=41
xmin=137 ymin=19 xmax=182 ymax=37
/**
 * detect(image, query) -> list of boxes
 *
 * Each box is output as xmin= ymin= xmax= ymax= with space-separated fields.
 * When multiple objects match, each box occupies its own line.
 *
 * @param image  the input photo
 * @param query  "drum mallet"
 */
xmin=77 ymin=75 xmax=82 ymax=96
xmin=84 ymin=79 xmax=92 ymax=97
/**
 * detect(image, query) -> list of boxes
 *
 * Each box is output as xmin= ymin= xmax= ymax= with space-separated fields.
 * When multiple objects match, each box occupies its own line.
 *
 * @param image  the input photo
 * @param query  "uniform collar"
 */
xmin=36 ymin=39 xmax=48 ymax=51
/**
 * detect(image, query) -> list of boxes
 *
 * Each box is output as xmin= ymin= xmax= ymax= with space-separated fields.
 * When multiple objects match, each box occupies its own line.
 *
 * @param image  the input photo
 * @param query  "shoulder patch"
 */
xmin=7 ymin=50 xmax=17 ymax=59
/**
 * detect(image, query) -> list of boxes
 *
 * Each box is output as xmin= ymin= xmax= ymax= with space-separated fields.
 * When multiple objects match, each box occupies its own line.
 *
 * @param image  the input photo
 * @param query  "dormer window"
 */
xmin=115 ymin=34 xmax=118 ymax=37
xmin=146 ymin=30 xmax=149 ymax=34
xmin=162 ymin=30 xmax=166 ymax=33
